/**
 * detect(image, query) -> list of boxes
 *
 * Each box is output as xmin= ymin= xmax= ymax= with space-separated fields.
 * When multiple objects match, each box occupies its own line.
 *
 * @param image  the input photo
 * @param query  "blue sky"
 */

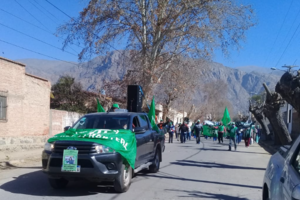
xmin=1 ymin=0 xmax=300 ymax=69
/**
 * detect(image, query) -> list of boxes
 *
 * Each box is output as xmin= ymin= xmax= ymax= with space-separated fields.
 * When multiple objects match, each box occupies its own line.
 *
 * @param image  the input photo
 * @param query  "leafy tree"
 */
xmin=59 ymin=0 xmax=255 ymax=100
xmin=51 ymin=76 xmax=87 ymax=113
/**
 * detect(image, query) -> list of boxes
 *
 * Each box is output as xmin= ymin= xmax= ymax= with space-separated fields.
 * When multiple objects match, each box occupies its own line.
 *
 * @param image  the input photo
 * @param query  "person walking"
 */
xmin=228 ymin=122 xmax=238 ymax=151
xmin=191 ymin=120 xmax=202 ymax=144
xmin=236 ymin=128 xmax=242 ymax=144
xmin=157 ymin=120 xmax=164 ymax=130
xmin=218 ymin=122 xmax=226 ymax=143
xmin=244 ymin=127 xmax=251 ymax=147
xmin=179 ymin=122 xmax=189 ymax=143
xmin=168 ymin=122 xmax=175 ymax=143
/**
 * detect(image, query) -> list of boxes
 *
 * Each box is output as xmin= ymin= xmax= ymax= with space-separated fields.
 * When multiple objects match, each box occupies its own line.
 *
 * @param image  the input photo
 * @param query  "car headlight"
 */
xmin=95 ymin=145 xmax=115 ymax=153
xmin=44 ymin=142 xmax=54 ymax=152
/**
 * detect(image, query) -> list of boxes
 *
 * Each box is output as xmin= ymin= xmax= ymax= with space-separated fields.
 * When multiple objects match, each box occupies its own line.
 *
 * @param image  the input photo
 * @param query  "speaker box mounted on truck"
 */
xmin=127 ymin=85 xmax=143 ymax=112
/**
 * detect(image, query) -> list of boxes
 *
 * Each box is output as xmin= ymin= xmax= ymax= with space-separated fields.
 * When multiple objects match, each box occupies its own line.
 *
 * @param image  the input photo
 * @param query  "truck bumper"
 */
xmin=42 ymin=151 xmax=123 ymax=182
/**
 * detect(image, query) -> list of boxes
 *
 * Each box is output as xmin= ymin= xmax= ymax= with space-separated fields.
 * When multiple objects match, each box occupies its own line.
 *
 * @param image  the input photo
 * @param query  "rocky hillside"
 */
xmin=16 ymin=51 xmax=281 ymax=115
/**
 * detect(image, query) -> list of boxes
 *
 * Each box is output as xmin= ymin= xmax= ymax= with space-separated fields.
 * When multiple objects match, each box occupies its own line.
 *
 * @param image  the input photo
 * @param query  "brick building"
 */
xmin=0 ymin=57 xmax=51 ymax=151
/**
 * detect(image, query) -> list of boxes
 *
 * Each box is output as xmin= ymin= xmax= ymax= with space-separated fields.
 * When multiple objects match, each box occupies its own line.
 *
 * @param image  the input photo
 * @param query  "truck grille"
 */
xmin=49 ymin=158 xmax=94 ymax=168
xmin=53 ymin=141 xmax=97 ymax=154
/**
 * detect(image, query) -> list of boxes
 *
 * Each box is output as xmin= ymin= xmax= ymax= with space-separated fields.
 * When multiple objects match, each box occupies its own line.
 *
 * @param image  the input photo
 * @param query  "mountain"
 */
xmin=16 ymin=51 xmax=282 ymax=115
xmin=236 ymin=65 xmax=284 ymax=76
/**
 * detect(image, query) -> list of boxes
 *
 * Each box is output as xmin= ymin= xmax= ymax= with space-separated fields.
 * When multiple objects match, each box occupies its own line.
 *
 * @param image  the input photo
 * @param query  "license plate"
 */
xmin=61 ymin=149 xmax=79 ymax=172
xmin=61 ymin=165 xmax=81 ymax=173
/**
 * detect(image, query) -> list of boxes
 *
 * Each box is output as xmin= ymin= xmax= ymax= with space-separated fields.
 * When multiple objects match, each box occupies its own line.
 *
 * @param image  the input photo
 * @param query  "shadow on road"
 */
xmin=138 ymin=173 xmax=261 ymax=189
xmin=165 ymin=189 xmax=250 ymax=200
xmin=0 ymin=170 xmax=118 ymax=196
xmin=171 ymin=160 xmax=266 ymax=171
xmin=200 ymin=148 xmax=269 ymax=155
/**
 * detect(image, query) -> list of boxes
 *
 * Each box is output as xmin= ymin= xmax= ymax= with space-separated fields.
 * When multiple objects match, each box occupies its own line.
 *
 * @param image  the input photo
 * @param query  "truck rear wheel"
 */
xmin=149 ymin=148 xmax=160 ymax=173
xmin=114 ymin=164 xmax=132 ymax=193
xmin=48 ymin=178 xmax=68 ymax=189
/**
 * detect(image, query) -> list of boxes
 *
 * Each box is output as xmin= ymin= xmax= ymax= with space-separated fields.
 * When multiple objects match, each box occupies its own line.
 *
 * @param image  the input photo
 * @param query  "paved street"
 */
xmin=0 ymin=137 xmax=270 ymax=200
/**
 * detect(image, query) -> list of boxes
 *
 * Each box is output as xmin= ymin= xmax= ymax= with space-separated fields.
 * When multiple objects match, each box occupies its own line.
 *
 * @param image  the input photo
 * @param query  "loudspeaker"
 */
xmin=127 ymin=85 xmax=143 ymax=112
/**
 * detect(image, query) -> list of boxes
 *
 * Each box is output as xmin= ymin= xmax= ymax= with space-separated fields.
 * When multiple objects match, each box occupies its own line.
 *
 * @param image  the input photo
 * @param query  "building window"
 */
xmin=0 ymin=96 xmax=7 ymax=120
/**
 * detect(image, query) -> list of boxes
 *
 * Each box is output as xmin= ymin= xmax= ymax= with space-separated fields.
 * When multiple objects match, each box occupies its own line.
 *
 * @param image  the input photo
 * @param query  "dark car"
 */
xmin=42 ymin=112 xmax=165 ymax=192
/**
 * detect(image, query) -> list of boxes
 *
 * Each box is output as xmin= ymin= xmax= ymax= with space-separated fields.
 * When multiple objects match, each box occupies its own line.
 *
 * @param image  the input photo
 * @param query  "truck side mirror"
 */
xmin=292 ymin=185 xmax=300 ymax=200
xmin=134 ymin=127 xmax=146 ymax=134
xmin=64 ymin=126 xmax=71 ymax=131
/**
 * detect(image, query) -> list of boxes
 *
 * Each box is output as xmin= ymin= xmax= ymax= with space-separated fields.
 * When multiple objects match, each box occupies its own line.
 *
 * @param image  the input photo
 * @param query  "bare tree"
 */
xmin=249 ymin=97 xmax=270 ymax=136
xmin=59 ymin=0 xmax=255 ymax=100
xmin=154 ymin=57 xmax=200 ymax=120
xmin=263 ymin=83 xmax=292 ymax=145
xmin=201 ymin=80 xmax=233 ymax=120
xmin=276 ymin=71 xmax=300 ymax=114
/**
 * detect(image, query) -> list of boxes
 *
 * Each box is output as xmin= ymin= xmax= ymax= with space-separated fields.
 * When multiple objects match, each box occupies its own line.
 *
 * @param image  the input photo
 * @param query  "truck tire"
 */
xmin=114 ymin=164 xmax=132 ymax=193
xmin=48 ymin=178 xmax=68 ymax=189
xmin=149 ymin=148 xmax=160 ymax=173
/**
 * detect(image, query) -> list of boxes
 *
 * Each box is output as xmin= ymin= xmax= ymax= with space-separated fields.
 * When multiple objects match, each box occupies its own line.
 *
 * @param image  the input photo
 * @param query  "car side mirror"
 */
xmin=64 ymin=126 xmax=71 ymax=131
xmin=134 ymin=127 xmax=146 ymax=134
xmin=292 ymin=185 xmax=300 ymax=200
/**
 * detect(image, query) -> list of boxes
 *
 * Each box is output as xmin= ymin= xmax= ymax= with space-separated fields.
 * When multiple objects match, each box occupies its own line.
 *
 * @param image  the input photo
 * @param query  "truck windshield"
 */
xmin=72 ymin=115 xmax=130 ymax=130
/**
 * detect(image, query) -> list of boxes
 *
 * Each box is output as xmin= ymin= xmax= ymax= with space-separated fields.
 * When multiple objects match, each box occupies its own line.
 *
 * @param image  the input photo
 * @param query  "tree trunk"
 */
xmin=186 ymin=104 xmax=195 ymax=119
xmin=162 ymin=103 xmax=170 ymax=122
xmin=263 ymin=83 xmax=292 ymax=145
xmin=264 ymin=109 xmax=290 ymax=145
xmin=249 ymin=103 xmax=270 ymax=136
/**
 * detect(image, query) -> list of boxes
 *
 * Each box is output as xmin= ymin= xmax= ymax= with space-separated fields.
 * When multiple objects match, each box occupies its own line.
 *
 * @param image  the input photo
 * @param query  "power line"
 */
xmin=45 ymin=0 xmax=73 ymax=19
xmin=0 ymin=39 xmax=78 ymax=67
xmin=0 ymin=22 xmax=78 ymax=57
xmin=0 ymin=8 xmax=49 ymax=33
xmin=275 ymin=18 xmax=300 ymax=67
xmin=263 ymin=0 xmax=294 ymax=67
xmin=273 ymin=6 xmax=300 ymax=65
xmin=44 ymin=0 xmax=131 ymax=61
xmin=14 ymin=0 xmax=51 ymax=32
xmin=0 ymin=8 xmax=82 ymax=53
xmin=34 ymin=0 xmax=60 ymax=21
xmin=28 ymin=0 xmax=58 ymax=25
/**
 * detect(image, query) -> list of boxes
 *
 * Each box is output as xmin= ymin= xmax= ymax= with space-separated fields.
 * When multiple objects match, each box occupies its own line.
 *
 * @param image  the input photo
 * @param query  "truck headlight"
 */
xmin=95 ymin=145 xmax=115 ymax=153
xmin=44 ymin=142 xmax=54 ymax=152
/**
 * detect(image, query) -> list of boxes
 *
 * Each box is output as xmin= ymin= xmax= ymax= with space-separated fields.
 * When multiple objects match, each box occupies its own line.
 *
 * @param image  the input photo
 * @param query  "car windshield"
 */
xmin=72 ymin=115 xmax=130 ymax=130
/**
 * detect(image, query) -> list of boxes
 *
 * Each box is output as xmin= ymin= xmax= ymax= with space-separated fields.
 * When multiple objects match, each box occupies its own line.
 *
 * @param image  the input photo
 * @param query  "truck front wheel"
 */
xmin=149 ymin=148 xmax=160 ymax=173
xmin=114 ymin=164 xmax=132 ymax=193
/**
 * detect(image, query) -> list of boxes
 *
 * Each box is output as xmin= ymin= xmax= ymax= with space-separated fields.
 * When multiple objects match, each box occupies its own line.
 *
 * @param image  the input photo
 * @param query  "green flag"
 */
xmin=148 ymin=97 xmax=159 ymax=133
xmin=97 ymin=98 xmax=105 ymax=112
xmin=48 ymin=128 xmax=137 ymax=168
xmin=222 ymin=107 xmax=231 ymax=125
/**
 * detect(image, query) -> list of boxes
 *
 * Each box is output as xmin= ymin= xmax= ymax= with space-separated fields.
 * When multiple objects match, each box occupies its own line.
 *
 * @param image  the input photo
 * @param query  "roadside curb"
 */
xmin=0 ymin=148 xmax=42 ymax=170
xmin=258 ymin=140 xmax=278 ymax=155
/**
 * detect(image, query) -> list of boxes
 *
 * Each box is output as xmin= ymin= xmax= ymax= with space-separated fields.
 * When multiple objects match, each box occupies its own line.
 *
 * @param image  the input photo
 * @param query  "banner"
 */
xmin=222 ymin=107 xmax=231 ymax=137
xmin=148 ymin=97 xmax=160 ymax=133
xmin=97 ymin=98 xmax=106 ymax=112
xmin=202 ymin=125 xmax=218 ymax=137
xmin=48 ymin=128 xmax=137 ymax=168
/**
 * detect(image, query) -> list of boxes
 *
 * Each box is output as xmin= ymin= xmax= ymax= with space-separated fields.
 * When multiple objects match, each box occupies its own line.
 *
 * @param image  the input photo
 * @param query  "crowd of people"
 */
xmin=157 ymin=118 xmax=262 ymax=151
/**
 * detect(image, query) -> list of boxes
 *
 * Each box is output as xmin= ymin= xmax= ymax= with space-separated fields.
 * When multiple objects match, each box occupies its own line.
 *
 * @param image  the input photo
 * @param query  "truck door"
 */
xmin=281 ymin=139 xmax=300 ymax=200
xmin=133 ymin=116 xmax=148 ymax=168
xmin=138 ymin=115 xmax=155 ymax=162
